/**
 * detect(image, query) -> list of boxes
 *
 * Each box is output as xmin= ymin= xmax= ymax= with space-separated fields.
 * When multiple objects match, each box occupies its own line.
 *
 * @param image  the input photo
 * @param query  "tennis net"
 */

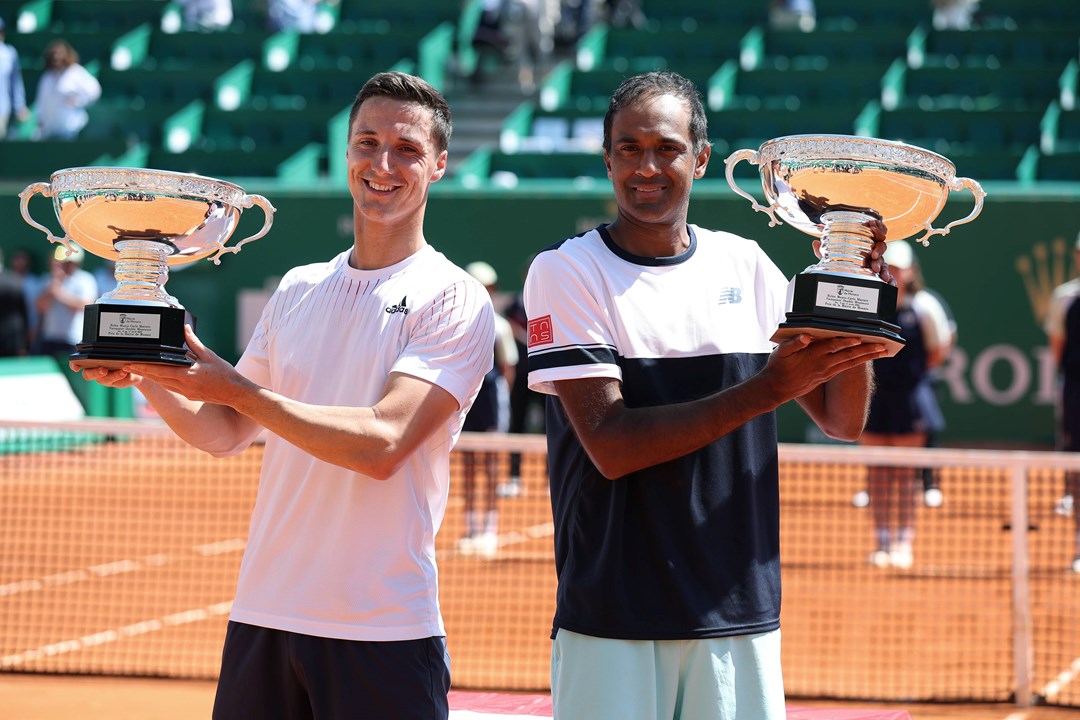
xmin=0 ymin=419 xmax=1077 ymax=709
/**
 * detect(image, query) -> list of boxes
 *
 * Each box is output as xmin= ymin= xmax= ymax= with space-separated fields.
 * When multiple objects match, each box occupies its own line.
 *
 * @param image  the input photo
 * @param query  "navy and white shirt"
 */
xmin=524 ymin=224 xmax=790 ymax=641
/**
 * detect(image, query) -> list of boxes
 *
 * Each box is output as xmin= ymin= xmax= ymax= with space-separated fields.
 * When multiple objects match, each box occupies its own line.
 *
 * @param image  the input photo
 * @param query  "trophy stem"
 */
xmin=808 ymin=210 xmax=878 ymax=279
xmin=98 ymin=240 xmax=181 ymax=307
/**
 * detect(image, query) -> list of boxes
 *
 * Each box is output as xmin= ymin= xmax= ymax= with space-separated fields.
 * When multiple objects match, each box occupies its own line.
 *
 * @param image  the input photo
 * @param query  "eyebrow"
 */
xmin=350 ymin=127 xmax=427 ymax=148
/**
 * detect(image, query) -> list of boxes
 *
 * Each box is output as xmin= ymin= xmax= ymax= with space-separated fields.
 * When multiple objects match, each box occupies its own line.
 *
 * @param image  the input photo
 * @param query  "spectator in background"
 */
xmin=1043 ymin=232 xmax=1080 ymax=574
xmin=861 ymin=240 xmax=954 ymax=570
xmin=33 ymin=40 xmax=101 ymax=140
xmin=9 ymin=249 xmax=42 ymax=354
xmin=769 ymin=0 xmax=816 ymax=31
xmin=503 ymin=266 xmax=545 ymax=497
xmin=0 ymin=17 xmax=30 ymax=139
xmin=469 ymin=0 xmax=558 ymax=92
xmin=932 ymin=0 xmax=980 ymax=30
xmin=458 ymin=260 xmax=518 ymax=557
xmin=0 ymin=247 xmax=29 ymax=357
xmin=36 ymin=243 xmax=96 ymax=357
xmin=267 ymin=0 xmax=320 ymax=33
xmin=177 ymin=0 xmax=234 ymax=31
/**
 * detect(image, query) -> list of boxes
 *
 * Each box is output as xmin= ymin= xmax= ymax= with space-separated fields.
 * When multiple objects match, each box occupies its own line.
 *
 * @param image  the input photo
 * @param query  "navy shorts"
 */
xmin=212 ymin=622 xmax=451 ymax=720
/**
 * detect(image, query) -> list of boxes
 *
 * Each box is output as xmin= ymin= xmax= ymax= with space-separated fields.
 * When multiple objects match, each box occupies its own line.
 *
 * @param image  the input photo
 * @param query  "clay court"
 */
xmin=1 ymin=424 xmax=1078 ymax=718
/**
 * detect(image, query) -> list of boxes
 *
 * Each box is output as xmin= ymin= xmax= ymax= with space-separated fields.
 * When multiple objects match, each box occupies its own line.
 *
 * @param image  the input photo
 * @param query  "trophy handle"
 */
xmin=723 ymin=149 xmax=783 ymax=227
xmin=208 ymin=193 xmax=278 ymax=265
xmin=18 ymin=182 xmax=76 ymax=254
xmin=915 ymin=176 xmax=987 ymax=246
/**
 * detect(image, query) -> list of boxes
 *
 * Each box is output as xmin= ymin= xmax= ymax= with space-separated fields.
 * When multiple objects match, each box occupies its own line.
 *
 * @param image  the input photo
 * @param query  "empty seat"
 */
xmin=0 ymin=138 xmax=128 ymax=181
xmin=916 ymin=27 xmax=1080 ymax=68
xmin=877 ymin=107 xmax=1043 ymax=155
xmin=47 ymin=0 xmax=165 ymax=33
xmin=727 ymin=63 xmax=888 ymax=111
xmin=145 ymin=29 xmax=268 ymax=72
xmin=898 ymin=64 xmax=1062 ymax=111
xmin=293 ymin=27 xmax=422 ymax=71
xmin=761 ymin=27 xmax=911 ymax=68
xmin=489 ymin=151 xmax=606 ymax=181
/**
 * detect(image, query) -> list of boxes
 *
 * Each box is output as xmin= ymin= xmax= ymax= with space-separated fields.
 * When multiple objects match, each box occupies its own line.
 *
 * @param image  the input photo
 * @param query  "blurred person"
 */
xmin=33 ymin=39 xmax=101 ymax=140
xmin=73 ymin=71 xmax=495 ymax=720
xmin=0 ymin=16 xmax=30 ymax=138
xmin=503 ymin=273 xmax=545 ymax=497
xmin=932 ymin=0 xmax=980 ymax=30
xmin=36 ymin=243 xmax=96 ymax=357
xmin=602 ymin=0 xmax=645 ymax=29
xmin=769 ymin=0 xmax=816 ymax=31
xmin=458 ymin=260 xmax=518 ymax=557
xmin=9 ymin=249 xmax=43 ymax=353
xmin=1043 ymin=232 xmax=1080 ymax=573
xmin=469 ymin=0 xmax=557 ymax=92
xmin=267 ymin=0 xmax=320 ymax=32
xmin=0 ymin=247 xmax=29 ymax=356
xmin=177 ymin=0 xmax=234 ymax=30
xmin=861 ymin=240 xmax=954 ymax=570
xmin=524 ymin=70 xmax=890 ymax=720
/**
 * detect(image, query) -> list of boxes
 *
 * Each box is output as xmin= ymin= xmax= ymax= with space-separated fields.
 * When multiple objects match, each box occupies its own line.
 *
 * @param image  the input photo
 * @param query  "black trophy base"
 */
xmin=775 ymin=272 xmax=905 ymax=357
xmin=70 ymin=303 xmax=197 ymax=370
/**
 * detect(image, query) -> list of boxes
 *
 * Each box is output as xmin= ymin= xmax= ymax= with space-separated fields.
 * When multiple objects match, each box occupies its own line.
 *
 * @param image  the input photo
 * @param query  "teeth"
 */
xmin=369 ymin=181 xmax=395 ymax=192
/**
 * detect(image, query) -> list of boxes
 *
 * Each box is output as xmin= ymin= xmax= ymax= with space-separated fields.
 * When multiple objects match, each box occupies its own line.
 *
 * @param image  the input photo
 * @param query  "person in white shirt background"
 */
xmin=33 ymin=39 xmax=101 ymax=140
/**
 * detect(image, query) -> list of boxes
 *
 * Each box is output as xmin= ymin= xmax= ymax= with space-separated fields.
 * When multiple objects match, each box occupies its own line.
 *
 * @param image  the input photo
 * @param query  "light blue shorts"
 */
xmin=551 ymin=628 xmax=785 ymax=720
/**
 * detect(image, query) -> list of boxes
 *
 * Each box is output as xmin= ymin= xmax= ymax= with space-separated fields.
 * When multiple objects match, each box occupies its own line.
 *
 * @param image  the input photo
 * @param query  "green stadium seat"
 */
xmin=293 ymin=28 xmax=420 ymax=72
xmin=0 ymin=138 xmax=129 ymax=180
xmin=894 ymin=64 xmax=1063 ymax=111
xmin=877 ymin=107 xmax=1043 ymax=155
xmin=46 ymin=0 xmax=166 ymax=34
xmin=599 ymin=24 xmax=745 ymax=71
xmin=706 ymin=106 xmax=864 ymax=158
xmin=147 ymin=144 xmax=322 ymax=183
xmin=813 ymin=0 xmax=931 ymax=29
xmin=719 ymin=62 xmax=889 ymax=112
xmin=81 ymin=103 xmax=178 ymax=147
xmin=976 ymin=0 xmax=1080 ymax=28
xmin=760 ymin=27 xmax=912 ymax=68
xmin=197 ymin=106 xmax=329 ymax=153
xmin=912 ymin=27 xmax=1080 ymax=69
xmin=640 ymin=0 xmax=768 ymax=27
xmin=1035 ymin=150 xmax=1080 ymax=182
xmin=247 ymin=67 xmax=373 ymax=112
xmin=489 ymin=151 xmax=607 ymax=181
xmin=96 ymin=66 xmax=214 ymax=109
xmin=336 ymin=0 xmax=459 ymax=31
xmin=144 ymin=28 xmax=269 ymax=72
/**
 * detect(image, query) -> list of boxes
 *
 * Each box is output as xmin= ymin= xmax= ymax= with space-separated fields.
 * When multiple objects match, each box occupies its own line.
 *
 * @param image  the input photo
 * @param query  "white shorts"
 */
xmin=550 ymin=628 xmax=785 ymax=720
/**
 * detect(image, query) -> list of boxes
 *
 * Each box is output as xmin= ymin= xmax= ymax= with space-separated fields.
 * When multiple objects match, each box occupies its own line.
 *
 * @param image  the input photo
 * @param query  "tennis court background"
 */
xmin=1 ymin=420 xmax=1078 ymax=710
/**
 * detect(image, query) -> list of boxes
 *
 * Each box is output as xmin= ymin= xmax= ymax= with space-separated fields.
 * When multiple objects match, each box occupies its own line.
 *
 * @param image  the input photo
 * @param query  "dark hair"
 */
xmin=44 ymin=39 xmax=79 ymax=69
xmin=603 ymin=71 xmax=710 ymax=155
xmin=347 ymin=71 xmax=452 ymax=154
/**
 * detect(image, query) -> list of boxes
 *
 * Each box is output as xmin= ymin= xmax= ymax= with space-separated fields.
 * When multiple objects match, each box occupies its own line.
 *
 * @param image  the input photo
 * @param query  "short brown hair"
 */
xmin=347 ymin=72 xmax=452 ymax=154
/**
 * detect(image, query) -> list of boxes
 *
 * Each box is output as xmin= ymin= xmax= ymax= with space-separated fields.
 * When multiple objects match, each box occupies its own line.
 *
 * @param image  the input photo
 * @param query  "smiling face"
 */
xmin=603 ymin=92 xmax=710 ymax=236
xmin=345 ymin=95 xmax=447 ymax=229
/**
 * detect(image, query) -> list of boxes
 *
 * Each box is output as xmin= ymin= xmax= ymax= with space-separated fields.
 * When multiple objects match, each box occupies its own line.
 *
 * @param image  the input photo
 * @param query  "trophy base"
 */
xmin=70 ymin=303 xmax=196 ymax=370
xmin=772 ymin=315 xmax=905 ymax=357
xmin=778 ymin=272 xmax=905 ymax=357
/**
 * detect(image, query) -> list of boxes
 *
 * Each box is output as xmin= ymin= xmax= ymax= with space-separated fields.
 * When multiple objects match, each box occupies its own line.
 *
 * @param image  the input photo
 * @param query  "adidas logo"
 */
xmin=385 ymin=296 xmax=409 ymax=315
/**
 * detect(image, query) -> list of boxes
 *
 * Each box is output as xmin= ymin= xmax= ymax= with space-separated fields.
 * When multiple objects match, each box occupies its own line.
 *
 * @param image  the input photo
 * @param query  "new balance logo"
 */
xmin=385 ymin=296 xmax=409 ymax=315
xmin=717 ymin=288 xmax=742 ymax=305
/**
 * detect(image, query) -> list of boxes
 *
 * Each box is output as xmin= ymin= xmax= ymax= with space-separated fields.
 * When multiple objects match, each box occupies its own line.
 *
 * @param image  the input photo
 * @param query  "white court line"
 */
xmin=0 ymin=540 xmax=244 ymax=598
xmin=0 ymin=601 xmax=232 ymax=669
xmin=1040 ymin=656 xmax=1080 ymax=701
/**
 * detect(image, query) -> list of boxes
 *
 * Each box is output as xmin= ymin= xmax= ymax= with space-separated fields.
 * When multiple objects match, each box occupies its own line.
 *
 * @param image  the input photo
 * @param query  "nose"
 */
xmin=372 ymin=148 xmax=393 ymax=174
xmin=635 ymin=150 xmax=661 ymax=177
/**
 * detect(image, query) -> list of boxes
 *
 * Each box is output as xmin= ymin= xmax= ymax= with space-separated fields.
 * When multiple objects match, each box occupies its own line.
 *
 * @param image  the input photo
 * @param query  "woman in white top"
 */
xmin=34 ymin=39 xmax=100 ymax=140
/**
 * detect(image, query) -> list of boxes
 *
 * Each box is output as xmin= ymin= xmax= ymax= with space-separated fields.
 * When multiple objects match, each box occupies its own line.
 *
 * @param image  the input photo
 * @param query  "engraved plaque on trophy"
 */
xmin=724 ymin=135 xmax=985 ymax=356
xmin=20 ymin=167 xmax=276 ymax=369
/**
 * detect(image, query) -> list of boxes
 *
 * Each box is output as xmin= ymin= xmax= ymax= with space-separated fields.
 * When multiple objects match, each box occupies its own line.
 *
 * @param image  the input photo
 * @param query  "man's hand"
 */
xmin=761 ymin=334 xmax=886 ymax=401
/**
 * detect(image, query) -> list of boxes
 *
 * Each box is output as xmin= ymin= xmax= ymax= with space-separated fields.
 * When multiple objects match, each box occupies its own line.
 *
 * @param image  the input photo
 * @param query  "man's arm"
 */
xmin=554 ymin=334 xmax=884 ymax=479
xmin=81 ymin=325 xmax=459 ymax=478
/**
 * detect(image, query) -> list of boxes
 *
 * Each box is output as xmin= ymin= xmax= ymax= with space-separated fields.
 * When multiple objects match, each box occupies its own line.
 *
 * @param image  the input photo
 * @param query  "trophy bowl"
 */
xmin=20 ymin=167 xmax=276 ymax=369
xmin=724 ymin=134 xmax=985 ymax=355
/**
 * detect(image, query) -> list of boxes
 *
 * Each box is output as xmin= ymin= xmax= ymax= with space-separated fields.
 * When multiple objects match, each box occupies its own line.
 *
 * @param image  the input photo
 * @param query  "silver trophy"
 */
xmin=20 ymin=167 xmax=276 ymax=369
xmin=725 ymin=134 xmax=985 ymax=356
